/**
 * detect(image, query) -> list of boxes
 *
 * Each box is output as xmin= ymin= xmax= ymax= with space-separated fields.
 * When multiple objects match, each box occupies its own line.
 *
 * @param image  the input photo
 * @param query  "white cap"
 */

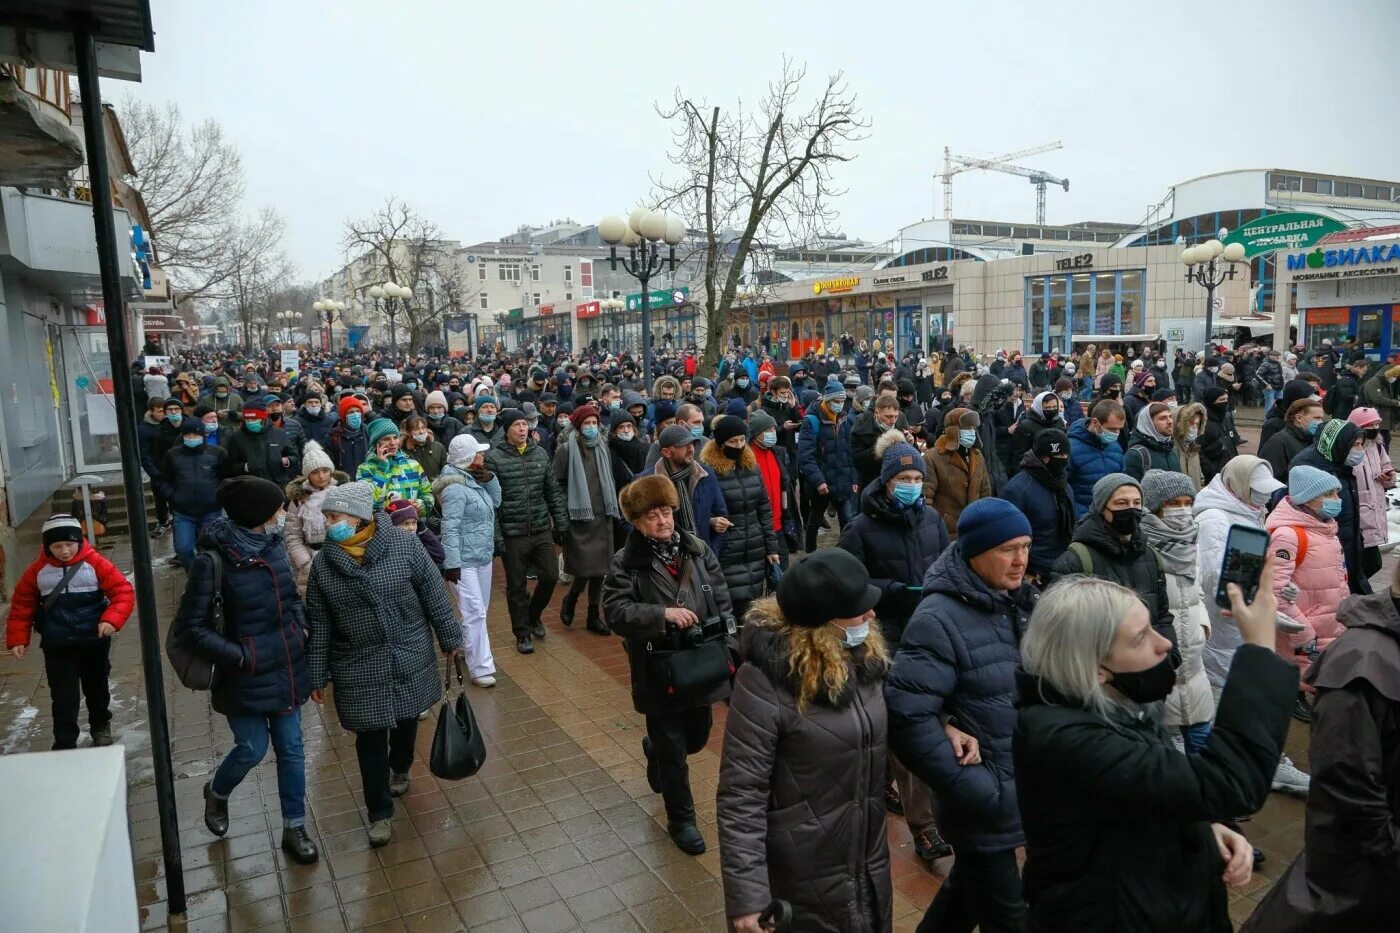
xmin=448 ymin=433 xmax=489 ymax=466
xmin=1249 ymin=462 xmax=1286 ymax=498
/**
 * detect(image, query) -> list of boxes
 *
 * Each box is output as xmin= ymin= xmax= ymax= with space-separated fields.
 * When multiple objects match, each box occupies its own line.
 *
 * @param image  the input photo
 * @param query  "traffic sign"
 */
xmin=624 ymin=287 xmax=689 ymax=312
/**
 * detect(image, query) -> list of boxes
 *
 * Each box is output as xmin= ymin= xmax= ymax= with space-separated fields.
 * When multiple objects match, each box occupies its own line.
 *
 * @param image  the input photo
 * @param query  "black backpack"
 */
xmin=165 ymin=548 xmax=227 ymax=691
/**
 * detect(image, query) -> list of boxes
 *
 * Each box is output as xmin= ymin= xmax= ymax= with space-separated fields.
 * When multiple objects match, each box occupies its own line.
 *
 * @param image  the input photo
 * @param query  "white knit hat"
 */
xmin=425 ymin=390 xmax=448 ymax=410
xmin=301 ymin=440 xmax=334 ymax=475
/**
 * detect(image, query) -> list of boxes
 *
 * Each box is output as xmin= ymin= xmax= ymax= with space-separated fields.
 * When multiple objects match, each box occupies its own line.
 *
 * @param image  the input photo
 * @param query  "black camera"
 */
xmin=668 ymin=613 xmax=737 ymax=649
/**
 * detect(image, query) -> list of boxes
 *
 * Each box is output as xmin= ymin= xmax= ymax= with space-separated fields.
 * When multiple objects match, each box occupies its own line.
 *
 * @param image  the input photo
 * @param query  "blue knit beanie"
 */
xmin=822 ymin=376 xmax=846 ymax=401
xmin=725 ymin=397 xmax=749 ymax=418
xmin=474 ymin=395 xmax=498 ymax=411
xmin=957 ymin=498 xmax=1032 ymax=559
xmin=1289 ymin=465 xmax=1340 ymax=504
xmin=880 ymin=440 xmax=925 ymax=485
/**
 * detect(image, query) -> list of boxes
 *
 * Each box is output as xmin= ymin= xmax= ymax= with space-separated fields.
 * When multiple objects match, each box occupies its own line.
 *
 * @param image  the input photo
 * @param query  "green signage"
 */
xmin=505 ymin=307 xmax=523 ymax=324
xmin=624 ymin=287 xmax=690 ymax=312
xmin=1223 ymin=212 xmax=1347 ymax=258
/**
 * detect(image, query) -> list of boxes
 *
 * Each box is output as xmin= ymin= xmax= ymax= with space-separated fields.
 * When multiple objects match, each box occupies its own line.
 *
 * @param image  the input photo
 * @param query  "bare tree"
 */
xmin=211 ymin=208 xmax=296 ymax=347
xmin=342 ymin=199 xmax=476 ymax=352
xmin=652 ymin=60 xmax=868 ymax=370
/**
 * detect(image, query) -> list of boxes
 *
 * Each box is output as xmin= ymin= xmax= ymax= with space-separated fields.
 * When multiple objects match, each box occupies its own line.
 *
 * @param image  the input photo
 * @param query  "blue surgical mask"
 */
xmin=829 ymin=400 xmax=844 ymax=413
xmin=834 ymin=620 xmax=870 ymax=648
xmin=1345 ymin=450 xmax=1364 ymax=467
xmin=203 ymin=421 xmax=218 ymax=434
xmin=761 ymin=430 xmax=777 ymax=447
xmin=737 ymin=378 xmax=749 ymax=387
xmin=1100 ymin=429 xmax=1119 ymax=446
xmin=326 ymin=521 xmax=355 ymax=543
xmin=1319 ymin=498 xmax=1343 ymax=519
xmin=690 ymin=425 xmax=704 ymax=440
xmin=166 ymin=411 xmax=182 ymax=424
xmin=244 ymin=419 xmax=264 ymax=433
xmin=479 ymin=413 xmax=496 ymax=426
xmin=958 ymin=429 xmax=977 ymax=448
xmin=346 ymin=412 xmax=363 ymax=430
xmin=581 ymin=425 xmax=600 ymax=440
xmin=183 ymin=437 xmax=204 ymax=448
xmin=892 ymin=482 xmax=923 ymax=506
xmin=270 ymin=514 xmax=286 ymax=534
xmin=1307 ymin=420 xmax=1322 ymax=436
xmin=608 ymin=400 xmax=621 ymax=410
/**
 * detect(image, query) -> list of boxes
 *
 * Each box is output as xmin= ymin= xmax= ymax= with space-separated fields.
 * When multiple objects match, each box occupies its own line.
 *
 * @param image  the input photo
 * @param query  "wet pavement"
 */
xmin=0 ymin=449 xmax=1337 ymax=931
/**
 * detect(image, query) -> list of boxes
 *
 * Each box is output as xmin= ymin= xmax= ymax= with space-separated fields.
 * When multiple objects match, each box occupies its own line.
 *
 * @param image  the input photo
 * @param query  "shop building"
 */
xmin=1280 ymin=227 xmax=1400 ymax=361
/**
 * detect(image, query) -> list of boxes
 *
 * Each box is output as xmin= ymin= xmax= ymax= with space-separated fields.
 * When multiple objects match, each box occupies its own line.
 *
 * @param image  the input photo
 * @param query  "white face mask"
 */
xmin=1159 ymin=506 xmax=1193 ymax=531
xmin=617 ymin=430 xmax=635 ymax=442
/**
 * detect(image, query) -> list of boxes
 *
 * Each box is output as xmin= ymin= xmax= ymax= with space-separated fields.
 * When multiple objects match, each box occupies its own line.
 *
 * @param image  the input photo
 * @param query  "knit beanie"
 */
xmin=1140 ymin=469 xmax=1196 ymax=513
xmin=1280 ymin=379 xmax=1315 ymax=409
xmin=425 ymin=390 xmax=448 ymax=411
xmin=713 ymin=415 xmax=747 ymax=446
xmin=366 ymin=418 xmax=399 ymax=449
xmin=475 ymin=395 xmax=498 ymax=411
xmin=725 ymin=398 xmax=749 ymax=418
xmin=1033 ymin=428 xmax=1069 ymax=459
xmin=217 ymin=476 xmax=285 ymax=528
xmin=747 ymin=410 xmax=777 ymax=440
xmin=822 ymin=376 xmax=846 ymax=401
xmin=42 ymin=514 xmax=84 ymax=548
xmin=385 ymin=499 xmax=419 ymax=527
xmin=301 ymin=440 xmax=334 ymax=474
xmin=320 ymin=480 xmax=375 ymax=522
xmin=389 ymin=384 xmax=414 ymax=403
xmin=880 ymin=438 xmax=925 ymax=485
xmin=179 ymin=416 xmax=205 ymax=436
xmin=1289 ymin=465 xmax=1341 ymax=504
xmin=956 ymin=498 xmax=1033 ymax=559
xmin=571 ymin=404 xmax=600 ymax=430
xmin=338 ymin=395 xmax=365 ymax=423
xmin=496 ymin=407 xmax=526 ymax=436
xmin=653 ymin=400 xmax=678 ymax=423
xmin=609 ymin=409 xmax=636 ymax=431
xmin=1090 ymin=472 xmax=1140 ymax=516
xmin=1347 ymin=406 xmax=1382 ymax=429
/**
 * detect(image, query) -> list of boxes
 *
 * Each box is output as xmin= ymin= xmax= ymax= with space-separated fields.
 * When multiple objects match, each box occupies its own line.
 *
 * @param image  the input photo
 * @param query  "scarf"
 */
xmin=299 ymin=480 xmax=333 ymax=543
xmin=666 ymin=460 xmax=698 ymax=535
xmin=565 ymin=433 xmax=620 ymax=522
xmin=337 ymin=519 xmax=376 ymax=563
xmin=224 ymin=518 xmax=277 ymax=558
xmin=1140 ymin=512 xmax=1198 ymax=581
xmin=648 ymin=531 xmax=681 ymax=568
xmin=754 ymin=446 xmax=783 ymax=530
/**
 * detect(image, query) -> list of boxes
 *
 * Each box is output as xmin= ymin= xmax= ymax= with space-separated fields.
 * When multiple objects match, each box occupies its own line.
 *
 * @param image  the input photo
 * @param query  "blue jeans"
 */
xmin=1079 ymin=375 xmax=1094 ymax=401
xmin=1263 ymin=388 xmax=1278 ymax=412
xmin=211 ymin=710 xmax=307 ymax=828
xmin=1180 ymin=721 xmax=1212 ymax=756
xmin=174 ymin=511 xmax=221 ymax=570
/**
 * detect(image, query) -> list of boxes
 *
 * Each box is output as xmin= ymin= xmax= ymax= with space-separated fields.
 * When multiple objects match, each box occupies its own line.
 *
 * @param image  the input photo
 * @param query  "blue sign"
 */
xmin=1286 ymin=243 xmax=1400 ymax=271
xmin=75 ymin=375 xmax=91 ymax=389
xmin=346 ymin=324 xmax=371 ymax=349
xmin=130 ymin=224 xmax=152 ymax=289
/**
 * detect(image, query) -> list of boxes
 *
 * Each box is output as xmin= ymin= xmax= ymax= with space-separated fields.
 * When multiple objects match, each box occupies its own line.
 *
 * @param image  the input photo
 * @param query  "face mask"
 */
xmin=834 ymin=620 xmax=870 ymax=648
xmin=270 ymin=514 xmax=286 ymax=534
xmin=405 ymin=382 xmax=417 ymax=390
xmin=892 ymin=482 xmax=923 ymax=506
xmin=617 ymin=430 xmax=635 ymax=442
xmin=1041 ymin=409 xmax=1060 ymax=421
xmin=1346 ymin=450 xmax=1365 ymax=467
xmin=1160 ymin=506 xmax=1192 ymax=531
xmin=1156 ymin=360 xmax=1166 ymax=368
xmin=1099 ymin=429 xmax=1119 ymax=446
xmin=581 ymin=425 xmax=600 ymax=440
xmin=412 ymin=431 xmax=429 ymax=443
xmin=736 ymin=378 xmax=749 ymax=387
xmin=829 ymin=400 xmax=844 ymax=413
xmin=527 ymin=419 xmax=539 ymax=429
xmin=1364 ymin=427 xmax=1380 ymax=441
xmin=608 ymin=400 xmax=621 ymax=410
xmin=722 ymin=445 xmax=743 ymax=461
xmin=1058 ymin=392 xmax=1073 ymax=402
xmin=306 ymin=404 xmax=323 ymax=416
xmin=1207 ymin=367 xmax=1218 ymax=374
xmin=958 ymin=429 xmax=977 ymax=448
xmin=1108 ymin=506 xmax=1141 ymax=535
xmin=479 ymin=414 xmax=496 ymax=426
xmin=1105 ymin=656 xmax=1175 ymax=705
xmin=759 ymin=429 xmax=777 ymax=448
xmin=245 ymin=419 xmax=264 ymax=433
xmin=1317 ymin=497 xmax=1343 ymax=519
xmin=1306 ymin=420 xmax=1321 ymax=436
xmin=215 ymin=389 xmax=229 ymax=398
xmin=558 ymin=417 xmax=570 ymax=429
xmin=689 ymin=425 xmax=705 ymax=440
xmin=326 ymin=521 xmax=355 ymax=543
xmin=453 ymin=406 xmax=468 ymax=416
xmin=427 ymin=412 xmax=444 ymax=422
xmin=1167 ymin=401 xmax=1180 ymax=412
xmin=1249 ymin=487 xmax=1274 ymax=507
xmin=166 ymin=411 xmax=182 ymax=424
xmin=203 ymin=421 xmax=218 ymax=434
xmin=183 ymin=437 xmax=204 ymax=448
xmin=1044 ymin=456 xmax=1069 ymax=477
xmin=1186 ymin=429 xmax=1198 ymax=443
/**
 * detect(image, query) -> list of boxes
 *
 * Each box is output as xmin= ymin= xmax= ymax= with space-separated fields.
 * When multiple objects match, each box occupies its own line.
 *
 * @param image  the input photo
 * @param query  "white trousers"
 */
xmin=454 ymin=564 xmax=496 ymax=679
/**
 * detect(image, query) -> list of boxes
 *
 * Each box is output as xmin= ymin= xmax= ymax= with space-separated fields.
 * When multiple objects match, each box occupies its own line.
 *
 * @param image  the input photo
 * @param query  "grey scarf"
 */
xmin=666 ymin=460 xmax=698 ymax=534
xmin=1140 ymin=512 xmax=1198 ymax=582
xmin=566 ymin=432 xmax=620 ymax=522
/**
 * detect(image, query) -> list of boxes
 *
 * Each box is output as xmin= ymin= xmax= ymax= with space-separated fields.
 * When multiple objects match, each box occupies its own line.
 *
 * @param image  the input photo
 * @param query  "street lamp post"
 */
xmin=277 ymin=309 xmax=298 ymax=344
xmin=1182 ymin=231 xmax=1247 ymax=355
xmin=369 ymin=283 xmax=412 ymax=355
xmin=313 ymin=299 xmax=344 ymax=351
xmin=597 ymin=209 xmax=685 ymax=380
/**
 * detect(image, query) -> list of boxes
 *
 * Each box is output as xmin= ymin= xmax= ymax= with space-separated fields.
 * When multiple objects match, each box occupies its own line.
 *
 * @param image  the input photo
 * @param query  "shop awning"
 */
xmin=1071 ymin=333 xmax=1159 ymax=343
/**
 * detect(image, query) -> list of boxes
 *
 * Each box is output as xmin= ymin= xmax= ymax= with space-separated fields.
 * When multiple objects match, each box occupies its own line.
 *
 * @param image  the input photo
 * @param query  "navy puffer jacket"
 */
xmin=156 ymin=442 xmax=227 ymax=518
xmin=174 ymin=518 xmax=312 ymax=716
xmin=886 ymin=543 xmax=1038 ymax=853
xmin=797 ymin=407 xmax=858 ymax=502
xmin=838 ymin=480 xmax=949 ymax=645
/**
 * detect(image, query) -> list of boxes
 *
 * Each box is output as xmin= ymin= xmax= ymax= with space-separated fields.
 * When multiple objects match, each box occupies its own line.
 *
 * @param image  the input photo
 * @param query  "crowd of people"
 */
xmin=8 ymin=332 xmax=1399 ymax=931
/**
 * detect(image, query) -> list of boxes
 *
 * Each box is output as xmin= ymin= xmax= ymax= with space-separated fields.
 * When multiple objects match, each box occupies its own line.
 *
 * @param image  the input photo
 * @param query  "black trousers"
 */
xmin=916 ymin=845 xmax=1026 ymax=933
xmin=354 ymin=718 xmax=419 ymax=822
xmin=153 ymin=488 xmax=171 ymax=525
xmin=565 ymin=575 xmax=603 ymax=614
xmin=646 ymin=706 xmax=713 ymax=824
xmin=501 ymin=529 xmax=558 ymax=638
xmin=803 ymin=490 xmax=852 ymax=553
xmin=42 ymin=639 xmax=113 ymax=750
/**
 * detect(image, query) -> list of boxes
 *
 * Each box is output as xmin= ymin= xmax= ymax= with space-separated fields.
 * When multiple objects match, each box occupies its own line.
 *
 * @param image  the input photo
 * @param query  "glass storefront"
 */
xmin=1027 ymin=269 xmax=1145 ymax=352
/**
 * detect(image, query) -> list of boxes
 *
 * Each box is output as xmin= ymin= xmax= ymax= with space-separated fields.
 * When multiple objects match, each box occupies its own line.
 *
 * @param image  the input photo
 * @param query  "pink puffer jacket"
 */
xmin=1351 ymin=437 xmax=1394 ymax=548
xmin=1265 ymin=497 xmax=1350 ymax=674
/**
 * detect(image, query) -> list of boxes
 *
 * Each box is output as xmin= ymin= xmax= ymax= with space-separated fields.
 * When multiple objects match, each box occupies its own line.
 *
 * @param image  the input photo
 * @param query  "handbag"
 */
xmin=166 ymin=548 xmax=226 ymax=691
xmin=643 ymin=556 xmax=734 ymax=694
xmin=430 ymin=656 xmax=488 ymax=780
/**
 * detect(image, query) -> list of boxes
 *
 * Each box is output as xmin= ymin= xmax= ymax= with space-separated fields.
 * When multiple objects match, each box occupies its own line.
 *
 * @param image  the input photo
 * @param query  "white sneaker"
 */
xmin=472 ymin=675 xmax=497 ymax=687
xmin=1271 ymin=754 xmax=1310 ymax=797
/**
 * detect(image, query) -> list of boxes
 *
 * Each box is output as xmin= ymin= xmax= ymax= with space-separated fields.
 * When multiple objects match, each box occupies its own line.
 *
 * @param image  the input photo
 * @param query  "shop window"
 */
xmin=1312 ymin=179 xmax=1332 ymax=196
xmin=1048 ymin=277 xmax=1067 ymax=350
xmin=1359 ymin=309 xmax=1383 ymax=350
xmin=1070 ymin=274 xmax=1092 ymax=336
xmin=1027 ymin=278 xmax=1046 ymax=350
xmin=1093 ymin=273 xmax=1117 ymax=336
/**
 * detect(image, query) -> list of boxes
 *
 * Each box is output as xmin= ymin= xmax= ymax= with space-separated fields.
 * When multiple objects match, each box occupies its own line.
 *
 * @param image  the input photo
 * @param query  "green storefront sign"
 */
xmin=1223 ymin=212 xmax=1347 ymax=258
xmin=505 ymin=307 xmax=523 ymax=324
xmin=624 ymin=287 xmax=690 ymax=312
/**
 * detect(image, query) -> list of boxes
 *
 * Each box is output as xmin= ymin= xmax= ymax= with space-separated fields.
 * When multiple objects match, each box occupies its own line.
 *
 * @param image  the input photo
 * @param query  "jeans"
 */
xmin=42 ymin=639 xmax=112 ymax=749
xmin=500 ymin=529 xmax=558 ymax=638
xmin=1263 ymin=388 xmax=1278 ymax=413
xmin=1079 ymin=376 xmax=1094 ymax=401
xmin=355 ymin=718 xmax=419 ymax=822
xmin=1180 ymin=721 xmax=1212 ymax=755
xmin=211 ymin=710 xmax=307 ymax=827
xmin=803 ymin=491 xmax=853 ymax=552
xmin=645 ymin=706 xmax=713 ymax=824
xmin=174 ymin=511 xmax=222 ymax=570
xmin=916 ymin=845 xmax=1026 ymax=933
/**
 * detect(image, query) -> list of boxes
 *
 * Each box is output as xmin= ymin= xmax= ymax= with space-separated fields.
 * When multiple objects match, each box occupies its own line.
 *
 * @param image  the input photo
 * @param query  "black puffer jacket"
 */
xmin=838 ymin=480 xmax=949 ymax=645
xmin=1259 ymin=423 xmax=1313 ymax=482
xmin=174 ymin=518 xmax=312 ymax=717
xmin=701 ymin=443 xmax=778 ymax=604
xmin=221 ymin=424 xmax=299 ymax=485
xmin=156 ymin=443 xmax=227 ymax=518
xmin=718 ymin=616 xmax=891 ymax=932
xmin=485 ymin=440 xmax=567 ymax=540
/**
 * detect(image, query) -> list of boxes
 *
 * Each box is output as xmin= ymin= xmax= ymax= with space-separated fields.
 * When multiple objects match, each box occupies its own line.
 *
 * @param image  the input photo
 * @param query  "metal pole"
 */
xmin=639 ymin=245 xmax=653 ymax=382
xmin=1203 ymin=262 xmax=1216 ymax=356
xmin=74 ymin=28 xmax=187 ymax=916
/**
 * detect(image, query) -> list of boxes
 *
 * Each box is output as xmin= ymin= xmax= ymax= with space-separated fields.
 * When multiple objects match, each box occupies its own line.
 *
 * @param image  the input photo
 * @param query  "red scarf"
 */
xmin=754 ymin=446 xmax=783 ymax=530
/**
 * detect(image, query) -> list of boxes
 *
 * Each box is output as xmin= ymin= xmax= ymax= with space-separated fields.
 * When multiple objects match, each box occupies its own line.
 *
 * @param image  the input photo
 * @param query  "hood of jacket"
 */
xmin=1315 ymin=590 xmax=1400 ymax=700
xmin=1265 ymin=495 xmax=1337 ymax=537
xmin=1132 ymin=405 xmax=1172 ymax=447
xmin=1192 ymin=472 xmax=1261 ymax=525
xmin=738 ymin=608 xmax=888 ymax=709
xmin=430 ymin=464 xmax=478 ymax=497
xmin=922 ymin=541 xmax=1036 ymax=615
xmin=285 ymin=470 xmax=349 ymax=505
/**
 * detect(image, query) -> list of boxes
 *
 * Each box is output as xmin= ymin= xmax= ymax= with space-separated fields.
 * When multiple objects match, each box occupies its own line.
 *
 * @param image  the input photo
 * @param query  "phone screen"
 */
xmin=1215 ymin=524 xmax=1270 ymax=609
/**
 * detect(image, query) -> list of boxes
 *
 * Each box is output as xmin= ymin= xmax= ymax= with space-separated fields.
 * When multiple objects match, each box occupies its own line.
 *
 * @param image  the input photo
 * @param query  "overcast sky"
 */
xmin=108 ymin=0 xmax=1400 ymax=282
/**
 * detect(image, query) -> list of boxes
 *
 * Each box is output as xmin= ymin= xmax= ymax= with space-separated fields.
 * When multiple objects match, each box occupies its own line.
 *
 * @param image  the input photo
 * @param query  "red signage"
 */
xmin=538 ymin=303 xmax=555 ymax=316
xmin=576 ymin=300 xmax=600 ymax=319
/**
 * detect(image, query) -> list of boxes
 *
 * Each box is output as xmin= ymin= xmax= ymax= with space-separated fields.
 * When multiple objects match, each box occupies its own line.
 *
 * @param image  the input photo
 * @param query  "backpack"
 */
xmin=1282 ymin=526 xmax=1309 ymax=568
xmin=1068 ymin=540 xmax=1166 ymax=577
xmin=165 ymin=548 xmax=227 ymax=691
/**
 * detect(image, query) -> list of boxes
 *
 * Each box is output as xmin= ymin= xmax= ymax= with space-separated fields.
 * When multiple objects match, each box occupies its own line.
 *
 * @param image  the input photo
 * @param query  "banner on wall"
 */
xmin=346 ymin=325 xmax=371 ymax=349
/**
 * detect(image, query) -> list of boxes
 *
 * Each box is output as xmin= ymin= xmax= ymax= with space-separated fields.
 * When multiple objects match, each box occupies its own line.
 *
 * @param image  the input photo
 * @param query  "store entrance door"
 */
xmin=61 ymin=325 xmax=123 ymax=473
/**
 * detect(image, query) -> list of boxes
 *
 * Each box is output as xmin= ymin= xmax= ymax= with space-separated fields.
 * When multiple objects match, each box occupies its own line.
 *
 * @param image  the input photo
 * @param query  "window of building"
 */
xmin=563 ymin=265 xmax=573 ymax=284
xmin=479 ymin=294 xmax=489 ymax=309
xmin=565 ymin=292 xmax=573 ymax=301
xmin=478 ymin=263 xmax=486 ymax=281
xmin=1026 ymin=269 xmax=1146 ymax=352
xmin=532 ymin=292 xmax=541 ymax=307
xmin=499 ymin=264 xmax=520 ymax=282
xmin=531 ymin=264 xmax=540 ymax=282
xmin=1342 ymin=182 xmax=1365 ymax=198
xmin=1312 ymin=179 xmax=1332 ymax=195
xmin=1365 ymin=185 xmax=1391 ymax=201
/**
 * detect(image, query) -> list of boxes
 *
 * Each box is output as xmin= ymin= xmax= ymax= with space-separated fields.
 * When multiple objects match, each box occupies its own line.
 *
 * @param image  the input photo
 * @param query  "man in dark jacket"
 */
xmin=1323 ymin=352 xmax=1369 ymax=420
xmin=174 ymin=476 xmax=318 ymax=865
xmin=1260 ymin=379 xmax=1319 ymax=449
xmin=484 ymin=408 xmax=568 ymax=653
xmin=1002 ymin=428 xmax=1077 ymax=583
xmin=1194 ymin=357 xmax=1221 ymax=403
xmin=887 ymin=498 xmax=1036 ymax=931
xmin=157 ymin=418 xmax=228 ymax=570
xmin=636 ymin=425 xmax=728 ymax=553
xmin=797 ymin=380 xmax=857 ymax=550
xmin=758 ymin=377 xmax=801 ymax=462
xmin=1259 ymin=397 xmax=1324 ymax=481
xmin=293 ymin=394 xmax=336 ymax=449
xmin=1050 ymin=473 xmax=1180 ymax=664
xmin=222 ymin=397 xmax=299 ymax=486
xmin=838 ymin=433 xmax=953 ymax=864
xmin=329 ymin=396 xmax=369 ymax=475
xmin=603 ymin=474 xmax=733 ymax=856
xmin=139 ymin=397 xmax=184 ymax=537
xmin=849 ymin=394 xmax=906 ymax=489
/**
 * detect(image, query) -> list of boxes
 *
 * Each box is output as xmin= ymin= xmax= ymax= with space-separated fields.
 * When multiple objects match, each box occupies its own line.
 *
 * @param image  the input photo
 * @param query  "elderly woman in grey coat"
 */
xmin=718 ymin=548 xmax=892 ymax=933
xmin=305 ymin=480 xmax=463 ymax=848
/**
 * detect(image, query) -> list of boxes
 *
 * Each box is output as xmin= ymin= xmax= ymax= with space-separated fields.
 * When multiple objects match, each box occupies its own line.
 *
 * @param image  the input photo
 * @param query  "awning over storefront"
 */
xmin=1071 ymin=332 xmax=1159 ymax=343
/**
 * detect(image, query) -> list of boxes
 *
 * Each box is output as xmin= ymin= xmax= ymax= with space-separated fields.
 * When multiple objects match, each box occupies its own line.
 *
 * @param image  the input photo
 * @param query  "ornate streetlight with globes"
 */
xmin=1181 ymin=230 xmax=1247 ymax=353
xmin=368 ymin=282 xmax=414 ymax=354
xmin=312 ymin=299 xmax=345 ymax=351
xmin=596 ymin=209 xmax=685 ymax=380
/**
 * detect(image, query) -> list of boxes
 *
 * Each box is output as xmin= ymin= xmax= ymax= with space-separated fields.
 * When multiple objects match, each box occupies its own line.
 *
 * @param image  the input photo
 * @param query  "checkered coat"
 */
xmin=304 ymin=518 xmax=462 ymax=732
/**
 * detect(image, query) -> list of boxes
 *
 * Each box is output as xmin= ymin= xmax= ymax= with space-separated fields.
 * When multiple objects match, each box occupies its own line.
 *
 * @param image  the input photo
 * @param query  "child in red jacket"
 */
xmin=6 ymin=514 xmax=134 ymax=749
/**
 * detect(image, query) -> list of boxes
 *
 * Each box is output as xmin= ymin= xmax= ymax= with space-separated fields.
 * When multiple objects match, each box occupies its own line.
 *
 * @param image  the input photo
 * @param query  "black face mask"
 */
xmin=1108 ymin=506 xmax=1141 ymax=536
xmin=1105 ymin=388 xmax=1121 ymax=399
xmin=1041 ymin=409 xmax=1060 ymax=421
xmin=1104 ymin=656 xmax=1175 ymax=704
xmin=1365 ymin=428 xmax=1380 ymax=440
xmin=722 ymin=446 xmax=744 ymax=461
xmin=1043 ymin=457 xmax=1068 ymax=477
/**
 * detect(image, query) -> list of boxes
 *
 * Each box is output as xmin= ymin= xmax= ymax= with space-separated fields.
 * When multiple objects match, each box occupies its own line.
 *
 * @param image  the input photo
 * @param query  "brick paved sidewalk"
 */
xmin=0 ymin=524 xmax=1315 ymax=931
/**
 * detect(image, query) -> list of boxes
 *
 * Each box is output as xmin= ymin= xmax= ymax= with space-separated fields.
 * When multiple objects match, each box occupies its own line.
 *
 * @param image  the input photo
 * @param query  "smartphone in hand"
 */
xmin=1215 ymin=524 xmax=1270 ymax=610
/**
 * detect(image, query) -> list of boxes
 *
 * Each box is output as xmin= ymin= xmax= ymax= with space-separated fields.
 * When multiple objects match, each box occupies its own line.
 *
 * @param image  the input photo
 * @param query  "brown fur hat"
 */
xmin=620 ymin=474 xmax=679 ymax=523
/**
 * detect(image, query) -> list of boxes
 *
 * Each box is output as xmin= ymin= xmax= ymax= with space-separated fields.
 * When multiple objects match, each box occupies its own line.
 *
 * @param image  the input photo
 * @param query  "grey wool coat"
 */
xmin=305 ymin=518 xmax=463 ymax=731
xmin=552 ymin=434 xmax=631 ymax=578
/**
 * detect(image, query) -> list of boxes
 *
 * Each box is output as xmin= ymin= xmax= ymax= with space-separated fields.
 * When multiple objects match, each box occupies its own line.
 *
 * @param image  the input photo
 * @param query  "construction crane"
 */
xmin=938 ymin=141 xmax=1067 ymax=224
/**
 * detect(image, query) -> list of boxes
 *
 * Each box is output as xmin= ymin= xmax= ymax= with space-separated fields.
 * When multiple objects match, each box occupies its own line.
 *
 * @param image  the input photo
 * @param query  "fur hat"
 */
xmin=620 ymin=474 xmax=679 ymax=523
xmin=301 ymin=440 xmax=334 ymax=475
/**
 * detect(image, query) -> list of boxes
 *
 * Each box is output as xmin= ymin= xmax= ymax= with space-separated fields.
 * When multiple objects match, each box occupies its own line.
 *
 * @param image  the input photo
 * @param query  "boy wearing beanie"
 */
xmin=157 ymin=416 xmax=229 ymax=570
xmin=356 ymin=418 xmax=434 ymax=514
xmin=330 ymin=396 xmax=369 ymax=474
xmin=6 ymin=515 xmax=135 ymax=749
xmin=886 ymin=497 xmax=1037 ymax=926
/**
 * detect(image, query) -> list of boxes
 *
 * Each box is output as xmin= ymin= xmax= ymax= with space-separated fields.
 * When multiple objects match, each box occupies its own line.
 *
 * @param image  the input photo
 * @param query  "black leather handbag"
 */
xmin=429 ymin=657 xmax=488 ymax=780
xmin=643 ymin=556 xmax=735 ymax=694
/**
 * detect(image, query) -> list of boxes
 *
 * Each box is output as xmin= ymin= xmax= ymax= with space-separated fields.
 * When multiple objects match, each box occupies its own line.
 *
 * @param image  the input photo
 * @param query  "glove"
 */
xmin=553 ymin=528 xmax=567 ymax=547
xmin=1279 ymin=582 xmax=1300 ymax=602
xmin=442 ymin=567 xmax=461 ymax=583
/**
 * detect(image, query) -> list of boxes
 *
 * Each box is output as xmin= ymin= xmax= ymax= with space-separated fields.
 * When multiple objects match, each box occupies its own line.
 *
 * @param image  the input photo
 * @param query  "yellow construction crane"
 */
xmin=938 ymin=141 xmax=1068 ymax=224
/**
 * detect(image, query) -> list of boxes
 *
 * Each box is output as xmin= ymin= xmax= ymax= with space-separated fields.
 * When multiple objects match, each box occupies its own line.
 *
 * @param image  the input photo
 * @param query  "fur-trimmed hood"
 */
xmin=738 ymin=608 xmax=889 ymax=709
xmin=285 ymin=470 xmax=349 ymax=505
xmin=699 ymin=436 xmax=756 ymax=474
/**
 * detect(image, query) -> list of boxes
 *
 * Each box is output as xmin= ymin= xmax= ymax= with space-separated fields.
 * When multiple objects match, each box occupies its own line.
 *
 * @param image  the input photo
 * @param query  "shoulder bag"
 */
xmin=643 ymin=554 xmax=735 ymax=695
xmin=430 ymin=656 xmax=489 ymax=780
xmin=166 ymin=548 xmax=226 ymax=691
